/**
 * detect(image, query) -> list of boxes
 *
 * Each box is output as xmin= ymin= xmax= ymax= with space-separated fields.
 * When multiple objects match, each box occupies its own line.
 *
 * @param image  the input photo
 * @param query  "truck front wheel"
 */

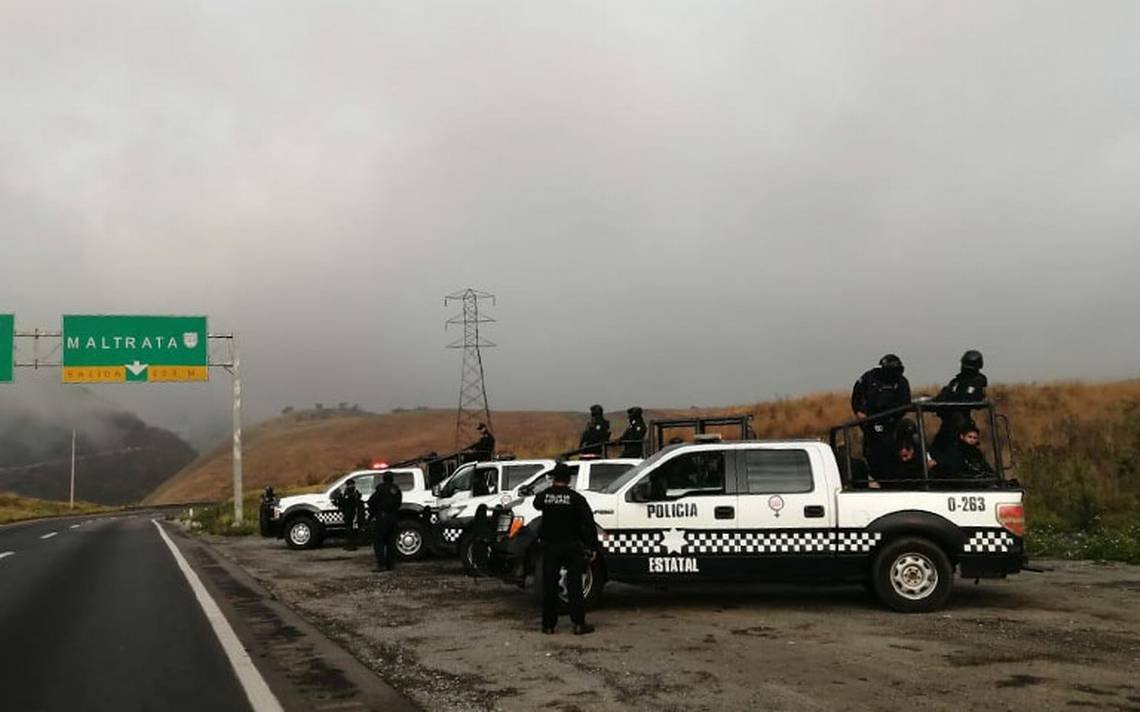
xmin=872 ymin=537 xmax=953 ymax=613
xmin=285 ymin=515 xmax=322 ymax=550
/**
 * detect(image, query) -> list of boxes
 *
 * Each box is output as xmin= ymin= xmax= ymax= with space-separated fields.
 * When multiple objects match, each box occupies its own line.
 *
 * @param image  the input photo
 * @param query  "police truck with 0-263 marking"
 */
xmin=487 ymin=403 xmax=1027 ymax=613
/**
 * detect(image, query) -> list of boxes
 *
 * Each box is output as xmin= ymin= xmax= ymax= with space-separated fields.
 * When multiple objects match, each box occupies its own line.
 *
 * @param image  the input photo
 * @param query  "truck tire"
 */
xmin=285 ymin=515 xmax=322 ymax=550
xmin=532 ymin=551 xmax=605 ymax=612
xmin=871 ymin=536 xmax=953 ymax=613
xmin=394 ymin=519 xmax=428 ymax=561
xmin=458 ymin=532 xmax=490 ymax=576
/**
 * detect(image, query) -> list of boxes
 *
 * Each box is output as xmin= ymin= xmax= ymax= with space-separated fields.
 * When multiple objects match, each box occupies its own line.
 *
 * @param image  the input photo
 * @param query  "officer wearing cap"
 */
xmin=851 ymin=354 xmax=912 ymax=474
xmin=465 ymin=423 xmax=496 ymax=462
xmin=616 ymin=407 xmax=647 ymax=458
xmin=533 ymin=463 xmax=598 ymax=635
xmin=333 ymin=478 xmax=363 ymax=550
xmin=367 ymin=471 xmax=403 ymax=571
xmin=578 ymin=404 xmax=611 ymax=456
xmin=931 ymin=350 xmax=988 ymax=453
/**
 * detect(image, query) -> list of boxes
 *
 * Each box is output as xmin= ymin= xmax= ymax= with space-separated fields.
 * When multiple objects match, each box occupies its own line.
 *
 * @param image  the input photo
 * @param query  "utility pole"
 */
xmin=444 ymin=289 xmax=496 ymax=450
xmin=69 ymin=429 xmax=76 ymax=509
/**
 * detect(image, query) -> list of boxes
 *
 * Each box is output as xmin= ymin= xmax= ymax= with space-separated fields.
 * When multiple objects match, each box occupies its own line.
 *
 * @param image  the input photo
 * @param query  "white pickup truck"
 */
xmin=487 ymin=405 xmax=1026 ymax=613
xmin=265 ymin=467 xmax=437 ymax=558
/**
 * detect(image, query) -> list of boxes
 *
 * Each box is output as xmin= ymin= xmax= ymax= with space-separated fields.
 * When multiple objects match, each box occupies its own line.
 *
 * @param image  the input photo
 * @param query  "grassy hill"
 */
xmin=146 ymin=381 xmax=1140 ymax=534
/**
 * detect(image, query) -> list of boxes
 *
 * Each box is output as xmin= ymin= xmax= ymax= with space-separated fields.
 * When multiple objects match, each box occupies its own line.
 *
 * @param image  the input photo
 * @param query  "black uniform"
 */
xmin=932 ymin=370 xmax=988 ymax=452
xmin=367 ymin=478 xmax=403 ymax=570
xmin=878 ymin=450 xmax=925 ymax=489
xmin=616 ymin=408 xmax=647 ymax=458
xmin=534 ymin=483 xmax=599 ymax=630
xmin=851 ymin=364 xmax=912 ymax=474
xmin=467 ymin=430 xmax=495 ymax=461
xmin=932 ymin=440 xmax=994 ymax=487
xmin=579 ymin=414 xmax=611 ymax=456
xmin=333 ymin=482 xmax=363 ymax=550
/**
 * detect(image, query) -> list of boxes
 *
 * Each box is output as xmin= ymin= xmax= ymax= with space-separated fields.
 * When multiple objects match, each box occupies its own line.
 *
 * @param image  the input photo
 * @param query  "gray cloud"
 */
xmin=2 ymin=0 xmax=1138 ymax=445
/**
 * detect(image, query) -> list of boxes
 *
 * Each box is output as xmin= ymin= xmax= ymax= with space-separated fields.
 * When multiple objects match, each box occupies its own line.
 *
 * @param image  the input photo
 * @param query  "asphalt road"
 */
xmin=0 ymin=514 xmax=255 ymax=712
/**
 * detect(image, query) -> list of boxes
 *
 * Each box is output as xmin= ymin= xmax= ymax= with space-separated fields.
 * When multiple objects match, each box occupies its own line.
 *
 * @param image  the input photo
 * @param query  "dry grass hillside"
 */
xmin=147 ymin=379 xmax=1140 ymax=511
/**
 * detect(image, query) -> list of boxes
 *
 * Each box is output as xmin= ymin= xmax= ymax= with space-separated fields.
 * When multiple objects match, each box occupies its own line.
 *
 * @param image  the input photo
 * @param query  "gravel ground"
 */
xmin=206 ymin=535 xmax=1140 ymax=712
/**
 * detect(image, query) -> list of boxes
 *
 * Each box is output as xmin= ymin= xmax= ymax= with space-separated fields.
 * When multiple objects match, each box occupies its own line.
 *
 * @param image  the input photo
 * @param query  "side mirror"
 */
xmin=627 ymin=480 xmax=651 ymax=503
xmin=431 ymin=485 xmax=441 ymax=497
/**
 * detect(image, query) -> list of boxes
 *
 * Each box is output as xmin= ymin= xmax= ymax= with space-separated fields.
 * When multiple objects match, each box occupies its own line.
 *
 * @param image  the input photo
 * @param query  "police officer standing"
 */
xmin=616 ymin=407 xmax=647 ymax=458
xmin=931 ymin=350 xmax=988 ymax=453
xmin=579 ymin=404 xmax=611 ymax=456
xmin=851 ymin=354 xmax=912 ymax=474
xmin=367 ymin=471 xmax=403 ymax=571
xmin=533 ymin=463 xmax=597 ymax=635
xmin=333 ymin=478 xmax=363 ymax=550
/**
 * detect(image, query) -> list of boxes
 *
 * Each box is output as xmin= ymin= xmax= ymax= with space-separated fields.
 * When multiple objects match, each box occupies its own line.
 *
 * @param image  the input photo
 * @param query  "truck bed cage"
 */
xmin=828 ymin=400 xmax=1014 ymax=491
xmin=649 ymin=415 xmax=756 ymax=455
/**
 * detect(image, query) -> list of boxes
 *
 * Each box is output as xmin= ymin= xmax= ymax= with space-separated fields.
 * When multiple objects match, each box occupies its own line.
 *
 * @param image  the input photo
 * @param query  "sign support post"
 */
xmin=231 ymin=336 xmax=243 ymax=525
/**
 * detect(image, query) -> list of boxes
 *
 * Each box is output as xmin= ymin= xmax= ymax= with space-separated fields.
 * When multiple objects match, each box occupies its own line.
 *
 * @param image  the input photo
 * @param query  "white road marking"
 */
xmin=152 ymin=520 xmax=284 ymax=712
xmin=40 ymin=532 xmax=58 ymax=540
xmin=0 ymin=551 xmax=14 ymax=560
xmin=70 ymin=524 xmax=81 ymax=529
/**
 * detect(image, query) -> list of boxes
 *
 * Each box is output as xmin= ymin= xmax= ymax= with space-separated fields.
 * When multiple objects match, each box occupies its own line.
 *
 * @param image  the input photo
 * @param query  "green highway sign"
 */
xmin=1 ymin=314 xmax=12 ymax=383
xmin=62 ymin=315 xmax=208 ymax=383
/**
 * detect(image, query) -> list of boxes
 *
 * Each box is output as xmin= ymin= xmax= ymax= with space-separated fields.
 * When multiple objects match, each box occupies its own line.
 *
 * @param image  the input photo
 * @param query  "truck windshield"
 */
xmin=599 ymin=448 xmax=677 ymax=494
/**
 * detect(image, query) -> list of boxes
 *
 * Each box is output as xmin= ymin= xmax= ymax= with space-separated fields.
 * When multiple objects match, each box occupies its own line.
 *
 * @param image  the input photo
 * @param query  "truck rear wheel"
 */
xmin=394 ymin=519 xmax=428 ymax=561
xmin=872 ymin=537 xmax=953 ymax=613
xmin=532 ymin=551 xmax=605 ymax=612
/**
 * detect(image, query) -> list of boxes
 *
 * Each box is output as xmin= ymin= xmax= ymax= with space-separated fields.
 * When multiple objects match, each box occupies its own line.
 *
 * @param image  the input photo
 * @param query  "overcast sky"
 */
xmin=2 ymin=1 xmax=1138 ymax=446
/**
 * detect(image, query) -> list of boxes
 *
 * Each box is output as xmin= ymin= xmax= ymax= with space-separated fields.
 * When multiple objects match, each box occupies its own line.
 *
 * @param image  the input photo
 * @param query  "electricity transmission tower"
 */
xmin=445 ymin=288 xmax=495 ymax=449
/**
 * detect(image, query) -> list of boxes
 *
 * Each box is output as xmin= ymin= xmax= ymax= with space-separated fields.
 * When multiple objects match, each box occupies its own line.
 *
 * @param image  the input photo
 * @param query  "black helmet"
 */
xmin=879 ymin=353 xmax=904 ymax=376
xmin=627 ymin=406 xmax=643 ymax=417
xmin=345 ymin=478 xmax=356 ymax=487
xmin=961 ymin=350 xmax=984 ymax=371
xmin=382 ymin=471 xmax=394 ymax=484
xmin=589 ymin=404 xmax=604 ymax=416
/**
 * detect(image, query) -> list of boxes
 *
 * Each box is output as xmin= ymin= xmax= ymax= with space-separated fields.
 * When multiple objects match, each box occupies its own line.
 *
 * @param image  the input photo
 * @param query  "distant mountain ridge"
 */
xmin=0 ymin=389 xmax=197 ymax=505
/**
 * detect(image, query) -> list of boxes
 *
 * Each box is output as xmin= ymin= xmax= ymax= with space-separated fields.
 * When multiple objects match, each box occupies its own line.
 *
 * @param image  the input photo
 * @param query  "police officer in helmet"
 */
xmin=579 ymin=404 xmax=611 ymax=456
xmin=533 ymin=463 xmax=598 ymax=635
xmin=851 ymin=354 xmax=913 ymax=475
xmin=367 ymin=471 xmax=403 ymax=571
xmin=931 ymin=350 xmax=988 ymax=453
xmin=616 ymin=406 xmax=647 ymax=458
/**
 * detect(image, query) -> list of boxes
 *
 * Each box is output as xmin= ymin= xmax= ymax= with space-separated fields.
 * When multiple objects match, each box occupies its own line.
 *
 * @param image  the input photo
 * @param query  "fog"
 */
xmin=2 ymin=1 xmax=1138 ymax=448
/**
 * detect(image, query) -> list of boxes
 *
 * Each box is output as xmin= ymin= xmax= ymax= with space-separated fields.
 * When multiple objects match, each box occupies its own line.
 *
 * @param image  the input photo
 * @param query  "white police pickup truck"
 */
xmin=487 ymin=413 xmax=1026 ymax=613
xmin=266 ymin=467 xmax=437 ymax=558
xmin=429 ymin=459 xmax=556 ymax=561
xmin=441 ymin=457 xmax=642 ymax=573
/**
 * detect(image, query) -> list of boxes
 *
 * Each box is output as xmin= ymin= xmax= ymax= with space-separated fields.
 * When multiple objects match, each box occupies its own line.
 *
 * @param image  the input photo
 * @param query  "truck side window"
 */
xmin=743 ymin=450 xmax=813 ymax=494
xmin=652 ymin=451 xmax=726 ymax=498
xmin=587 ymin=463 xmax=635 ymax=491
xmin=503 ymin=464 xmax=544 ymax=490
xmin=390 ymin=473 xmax=416 ymax=492
xmin=353 ymin=475 xmax=376 ymax=497
xmin=472 ymin=466 xmax=497 ymax=496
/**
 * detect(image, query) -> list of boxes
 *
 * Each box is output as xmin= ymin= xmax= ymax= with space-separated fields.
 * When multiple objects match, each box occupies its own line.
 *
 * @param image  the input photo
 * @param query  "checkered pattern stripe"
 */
xmin=442 ymin=527 xmax=463 ymax=543
xmin=602 ymin=529 xmax=882 ymax=556
xmin=963 ymin=529 xmax=1014 ymax=553
xmin=834 ymin=531 xmax=881 ymax=553
xmin=601 ymin=531 xmax=661 ymax=555
xmin=316 ymin=511 xmax=344 ymax=526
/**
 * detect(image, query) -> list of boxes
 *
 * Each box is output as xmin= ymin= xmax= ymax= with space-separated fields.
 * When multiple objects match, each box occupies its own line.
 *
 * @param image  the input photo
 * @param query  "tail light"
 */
xmin=508 ymin=517 xmax=524 ymax=538
xmin=996 ymin=503 xmax=1025 ymax=537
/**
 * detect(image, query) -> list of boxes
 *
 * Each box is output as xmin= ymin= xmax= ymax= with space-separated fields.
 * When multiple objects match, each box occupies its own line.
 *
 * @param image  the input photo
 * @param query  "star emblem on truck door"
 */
xmin=660 ymin=528 xmax=687 ymax=555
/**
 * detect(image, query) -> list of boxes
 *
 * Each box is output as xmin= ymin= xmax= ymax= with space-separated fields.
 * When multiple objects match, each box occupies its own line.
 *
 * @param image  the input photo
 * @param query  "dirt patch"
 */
xmin=206 ymin=537 xmax=1140 ymax=711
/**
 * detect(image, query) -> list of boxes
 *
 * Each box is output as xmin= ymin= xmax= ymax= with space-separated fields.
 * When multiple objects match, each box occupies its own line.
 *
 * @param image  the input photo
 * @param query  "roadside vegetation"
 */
xmin=0 ymin=493 xmax=115 ymax=524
